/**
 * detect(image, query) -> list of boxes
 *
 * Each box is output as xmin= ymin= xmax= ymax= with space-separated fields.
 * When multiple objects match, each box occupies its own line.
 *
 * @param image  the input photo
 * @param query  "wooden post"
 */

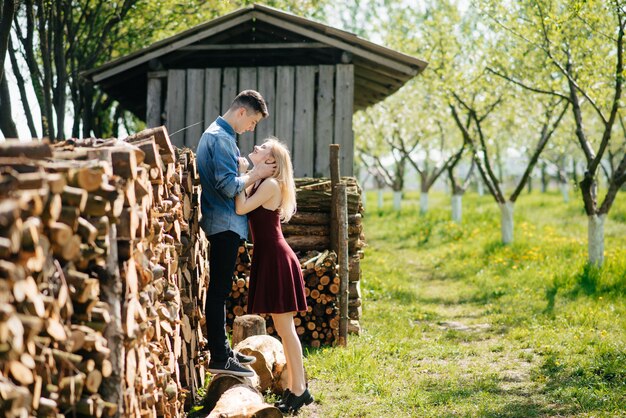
xmin=336 ymin=183 xmax=349 ymax=347
xmin=330 ymin=144 xmax=349 ymax=346
xmin=329 ymin=144 xmax=340 ymax=254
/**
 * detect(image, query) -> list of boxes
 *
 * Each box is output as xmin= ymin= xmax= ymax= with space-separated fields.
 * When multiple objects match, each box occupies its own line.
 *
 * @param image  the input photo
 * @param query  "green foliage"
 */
xmin=298 ymin=190 xmax=626 ymax=417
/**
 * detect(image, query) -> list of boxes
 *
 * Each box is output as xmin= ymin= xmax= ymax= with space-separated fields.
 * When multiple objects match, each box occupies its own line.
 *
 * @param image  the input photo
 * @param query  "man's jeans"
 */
xmin=206 ymin=230 xmax=240 ymax=362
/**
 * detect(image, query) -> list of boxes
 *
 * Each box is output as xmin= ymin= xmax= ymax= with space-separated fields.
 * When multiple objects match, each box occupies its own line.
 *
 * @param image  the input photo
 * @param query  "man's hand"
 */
xmin=238 ymin=157 xmax=249 ymax=174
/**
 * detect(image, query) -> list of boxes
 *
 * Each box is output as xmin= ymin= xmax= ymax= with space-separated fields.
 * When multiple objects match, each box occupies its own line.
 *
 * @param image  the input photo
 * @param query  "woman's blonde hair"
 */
xmin=263 ymin=137 xmax=297 ymax=223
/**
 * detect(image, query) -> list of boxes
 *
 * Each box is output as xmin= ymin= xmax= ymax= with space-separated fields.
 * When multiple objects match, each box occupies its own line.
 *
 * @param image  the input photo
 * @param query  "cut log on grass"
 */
xmin=208 ymin=384 xmax=282 ymax=418
xmin=233 ymin=335 xmax=287 ymax=393
xmin=204 ymin=374 xmax=261 ymax=412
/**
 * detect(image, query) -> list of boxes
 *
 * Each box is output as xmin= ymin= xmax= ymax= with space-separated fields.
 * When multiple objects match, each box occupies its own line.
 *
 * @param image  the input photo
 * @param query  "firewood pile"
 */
xmin=289 ymin=178 xmax=363 ymax=332
xmin=0 ymin=126 xmax=208 ymax=418
xmin=227 ymin=249 xmax=340 ymax=348
xmin=226 ymin=176 xmax=366 ymax=346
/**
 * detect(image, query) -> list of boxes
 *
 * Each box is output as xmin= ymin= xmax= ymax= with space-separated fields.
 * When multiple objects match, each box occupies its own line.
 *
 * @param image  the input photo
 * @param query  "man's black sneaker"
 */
xmin=233 ymin=351 xmax=256 ymax=365
xmin=208 ymin=357 xmax=254 ymax=377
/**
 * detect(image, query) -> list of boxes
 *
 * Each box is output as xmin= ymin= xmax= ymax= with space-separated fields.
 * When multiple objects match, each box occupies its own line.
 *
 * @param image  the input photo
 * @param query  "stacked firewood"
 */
xmin=226 ymin=249 xmax=340 ymax=347
xmin=288 ymin=178 xmax=364 ymax=333
xmin=0 ymin=127 xmax=207 ymax=417
xmin=284 ymin=178 xmax=364 ymax=255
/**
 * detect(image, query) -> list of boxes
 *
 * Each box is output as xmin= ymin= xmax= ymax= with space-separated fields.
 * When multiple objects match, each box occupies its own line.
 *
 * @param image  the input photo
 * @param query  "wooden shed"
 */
xmin=85 ymin=4 xmax=427 ymax=177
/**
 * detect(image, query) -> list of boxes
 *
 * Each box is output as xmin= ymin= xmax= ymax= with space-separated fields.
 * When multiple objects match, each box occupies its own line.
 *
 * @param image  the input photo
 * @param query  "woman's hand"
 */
xmin=238 ymin=157 xmax=250 ymax=174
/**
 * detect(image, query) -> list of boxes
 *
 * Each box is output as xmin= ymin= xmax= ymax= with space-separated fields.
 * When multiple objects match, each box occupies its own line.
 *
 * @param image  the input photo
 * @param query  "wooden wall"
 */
xmin=148 ymin=64 xmax=354 ymax=177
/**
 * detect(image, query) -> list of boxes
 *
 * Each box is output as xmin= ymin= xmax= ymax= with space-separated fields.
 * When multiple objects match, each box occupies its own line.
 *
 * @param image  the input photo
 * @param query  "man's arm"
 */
xmin=212 ymin=138 xmax=275 ymax=199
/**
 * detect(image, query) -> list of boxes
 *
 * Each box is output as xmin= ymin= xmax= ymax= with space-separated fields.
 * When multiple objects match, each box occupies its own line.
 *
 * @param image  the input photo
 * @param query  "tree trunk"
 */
xmin=541 ymin=161 xmax=548 ymax=193
xmin=8 ymin=41 xmax=37 ymax=138
xmin=0 ymin=0 xmax=16 ymax=85
xmin=499 ymin=201 xmax=514 ymax=245
xmin=393 ymin=191 xmax=402 ymax=211
xmin=0 ymin=75 xmax=18 ymax=138
xmin=451 ymin=193 xmax=462 ymax=223
xmin=560 ymin=181 xmax=569 ymax=203
xmin=377 ymin=189 xmax=383 ymax=209
xmin=419 ymin=193 xmax=428 ymax=214
xmin=477 ymin=178 xmax=484 ymax=196
xmin=588 ymin=214 xmax=606 ymax=266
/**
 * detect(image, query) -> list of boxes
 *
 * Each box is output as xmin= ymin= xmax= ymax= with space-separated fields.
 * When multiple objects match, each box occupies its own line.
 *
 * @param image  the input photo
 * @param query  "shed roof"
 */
xmin=85 ymin=4 xmax=428 ymax=116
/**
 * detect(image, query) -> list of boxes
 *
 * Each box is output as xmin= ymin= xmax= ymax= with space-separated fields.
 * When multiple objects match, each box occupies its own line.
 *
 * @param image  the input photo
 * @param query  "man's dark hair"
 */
xmin=230 ymin=90 xmax=269 ymax=118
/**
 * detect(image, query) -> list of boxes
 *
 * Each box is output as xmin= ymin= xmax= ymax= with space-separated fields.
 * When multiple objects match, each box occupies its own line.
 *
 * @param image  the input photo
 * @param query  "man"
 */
xmin=197 ymin=90 xmax=273 ymax=377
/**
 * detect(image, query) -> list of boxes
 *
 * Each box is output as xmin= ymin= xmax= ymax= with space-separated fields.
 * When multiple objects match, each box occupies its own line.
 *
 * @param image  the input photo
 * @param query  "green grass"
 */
xmin=299 ymin=190 xmax=626 ymax=418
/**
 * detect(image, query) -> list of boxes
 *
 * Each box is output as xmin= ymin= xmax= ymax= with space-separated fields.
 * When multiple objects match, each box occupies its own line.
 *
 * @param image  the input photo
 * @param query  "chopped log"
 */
xmin=132 ymin=138 xmax=160 ymax=168
xmin=111 ymin=148 xmax=138 ymax=180
xmin=207 ymin=385 xmax=281 ymax=418
xmin=233 ymin=335 xmax=287 ymax=393
xmin=67 ymin=165 xmax=106 ymax=192
xmin=61 ymin=186 xmax=88 ymax=212
xmin=0 ymin=140 xmax=52 ymax=159
xmin=232 ymin=314 xmax=266 ymax=346
xmin=77 ymin=217 xmax=99 ymax=244
xmin=124 ymin=126 xmax=175 ymax=164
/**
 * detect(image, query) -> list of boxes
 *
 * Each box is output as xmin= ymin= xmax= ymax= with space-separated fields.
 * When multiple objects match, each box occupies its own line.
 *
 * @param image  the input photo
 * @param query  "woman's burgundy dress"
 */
xmin=247 ymin=181 xmax=307 ymax=314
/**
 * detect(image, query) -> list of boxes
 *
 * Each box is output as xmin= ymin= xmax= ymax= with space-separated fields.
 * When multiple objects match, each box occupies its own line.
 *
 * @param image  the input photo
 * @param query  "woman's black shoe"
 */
xmin=274 ymin=389 xmax=291 ymax=407
xmin=277 ymin=388 xmax=314 ymax=414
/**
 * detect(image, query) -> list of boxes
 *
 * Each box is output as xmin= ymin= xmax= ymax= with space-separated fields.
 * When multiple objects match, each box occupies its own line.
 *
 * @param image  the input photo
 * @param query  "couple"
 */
xmin=197 ymin=90 xmax=313 ymax=414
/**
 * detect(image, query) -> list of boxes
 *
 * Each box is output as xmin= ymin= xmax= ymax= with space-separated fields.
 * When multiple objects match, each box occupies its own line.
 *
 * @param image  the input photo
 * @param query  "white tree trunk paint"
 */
xmin=477 ymin=180 xmax=484 ymax=196
xmin=560 ymin=182 xmax=569 ymax=203
xmin=588 ymin=214 xmax=606 ymax=266
xmin=377 ymin=189 xmax=384 ymax=209
xmin=420 ymin=193 xmax=428 ymax=213
xmin=499 ymin=201 xmax=514 ymax=244
xmin=451 ymin=194 xmax=463 ymax=223
xmin=393 ymin=191 xmax=402 ymax=211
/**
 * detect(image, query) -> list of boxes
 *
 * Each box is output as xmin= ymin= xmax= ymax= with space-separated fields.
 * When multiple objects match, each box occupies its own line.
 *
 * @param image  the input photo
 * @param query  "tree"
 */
xmin=355 ymin=107 xmax=413 ymax=211
xmin=6 ymin=0 xmax=329 ymax=140
xmin=482 ymin=0 xmax=626 ymax=264
xmin=450 ymin=88 xmax=569 ymax=244
xmin=0 ymin=0 xmax=16 ymax=85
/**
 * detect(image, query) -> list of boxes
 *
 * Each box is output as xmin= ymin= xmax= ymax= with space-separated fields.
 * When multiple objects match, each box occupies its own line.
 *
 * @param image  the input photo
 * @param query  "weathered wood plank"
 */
xmin=166 ymin=70 xmax=186 ymax=148
xmin=221 ymin=68 xmax=238 ymax=114
xmin=146 ymin=74 xmax=162 ymax=128
xmin=334 ymin=64 xmax=354 ymax=176
xmin=315 ymin=65 xmax=335 ymax=177
xmin=275 ymin=66 xmax=295 ymax=151
xmin=256 ymin=67 xmax=276 ymax=143
xmin=185 ymin=69 xmax=205 ymax=150
xmin=293 ymin=66 xmax=316 ymax=178
xmin=238 ymin=67 xmax=258 ymax=156
xmin=204 ymin=68 xmax=222 ymax=132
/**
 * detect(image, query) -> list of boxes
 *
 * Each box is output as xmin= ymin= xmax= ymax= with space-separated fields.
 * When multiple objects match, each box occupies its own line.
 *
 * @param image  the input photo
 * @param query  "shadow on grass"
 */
xmin=414 ymin=287 xmax=507 ymax=307
xmin=545 ymin=262 xmax=626 ymax=313
xmin=412 ymin=374 xmax=575 ymax=418
xmin=529 ymin=347 xmax=626 ymax=414
xmin=478 ymin=400 xmax=574 ymax=418
xmin=433 ymin=373 xmax=587 ymax=417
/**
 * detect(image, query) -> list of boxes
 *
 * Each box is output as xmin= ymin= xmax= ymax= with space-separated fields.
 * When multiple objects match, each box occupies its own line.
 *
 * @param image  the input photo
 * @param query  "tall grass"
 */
xmin=300 ymin=190 xmax=626 ymax=417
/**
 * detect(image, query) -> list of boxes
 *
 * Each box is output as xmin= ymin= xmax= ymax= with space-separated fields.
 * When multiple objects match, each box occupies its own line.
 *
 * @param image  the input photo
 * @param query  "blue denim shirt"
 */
xmin=197 ymin=117 xmax=248 ymax=239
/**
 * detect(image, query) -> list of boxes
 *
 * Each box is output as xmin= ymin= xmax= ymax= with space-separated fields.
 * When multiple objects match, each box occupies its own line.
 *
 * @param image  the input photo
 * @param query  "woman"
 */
xmin=235 ymin=137 xmax=314 ymax=414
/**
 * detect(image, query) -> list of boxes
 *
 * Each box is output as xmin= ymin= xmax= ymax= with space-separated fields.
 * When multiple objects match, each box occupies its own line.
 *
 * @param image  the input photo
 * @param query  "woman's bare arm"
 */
xmin=235 ymin=178 xmax=281 ymax=215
